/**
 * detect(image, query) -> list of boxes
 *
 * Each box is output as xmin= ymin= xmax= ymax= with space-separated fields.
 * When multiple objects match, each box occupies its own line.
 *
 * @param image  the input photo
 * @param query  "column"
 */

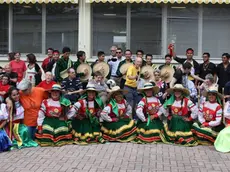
xmin=78 ymin=0 xmax=92 ymax=58
xmin=42 ymin=3 xmax=46 ymax=54
xmin=161 ymin=4 xmax=167 ymax=57
xmin=198 ymin=4 xmax=203 ymax=58
xmin=8 ymin=4 xmax=13 ymax=52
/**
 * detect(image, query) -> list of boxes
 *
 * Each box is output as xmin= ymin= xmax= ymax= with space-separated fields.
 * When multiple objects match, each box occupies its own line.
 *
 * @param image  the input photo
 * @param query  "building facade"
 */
xmin=0 ymin=0 xmax=230 ymax=61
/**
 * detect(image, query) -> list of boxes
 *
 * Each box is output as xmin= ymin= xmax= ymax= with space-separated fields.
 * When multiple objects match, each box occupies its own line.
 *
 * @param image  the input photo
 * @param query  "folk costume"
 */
xmin=192 ymin=86 xmax=224 ymax=145
xmin=67 ymin=84 xmax=105 ymax=145
xmin=6 ymin=100 xmax=38 ymax=149
xmin=35 ymin=84 xmax=73 ymax=146
xmin=0 ymin=104 xmax=11 ymax=152
xmin=135 ymin=83 xmax=165 ymax=144
xmin=214 ymin=101 xmax=230 ymax=152
xmin=163 ymin=84 xmax=198 ymax=146
xmin=100 ymin=86 xmax=137 ymax=142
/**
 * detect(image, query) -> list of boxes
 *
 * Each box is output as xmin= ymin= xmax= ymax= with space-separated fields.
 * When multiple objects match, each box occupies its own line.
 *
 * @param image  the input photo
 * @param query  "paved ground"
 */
xmin=0 ymin=143 xmax=230 ymax=172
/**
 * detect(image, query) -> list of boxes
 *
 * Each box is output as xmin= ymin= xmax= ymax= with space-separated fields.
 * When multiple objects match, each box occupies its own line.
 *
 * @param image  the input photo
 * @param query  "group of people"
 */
xmin=0 ymin=45 xmax=230 ymax=153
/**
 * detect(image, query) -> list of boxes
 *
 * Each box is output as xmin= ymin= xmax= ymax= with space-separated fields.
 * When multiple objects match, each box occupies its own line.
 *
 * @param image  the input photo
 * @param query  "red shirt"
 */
xmin=0 ymin=82 xmax=10 ymax=96
xmin=9 ymin=60 xmax=26 ymax=82
xmin=36 ymin=80 xmax=56 ymax=90
xmin=42 ymin=56 xmax=52 ymax=71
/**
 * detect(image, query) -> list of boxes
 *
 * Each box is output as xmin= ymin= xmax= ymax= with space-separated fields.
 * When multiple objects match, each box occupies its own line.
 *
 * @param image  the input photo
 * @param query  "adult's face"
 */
xmin=4 ymin=65 xmax=11 ymax=73
xmin=98 ymin=54 xmax=105 ymax=62
xmin=53 ymin=53 xmax=59 ymax=61
xmin=125 ymin=51 xmax=132 ymax=60
xmin=222 ymin=55 xmax=229 ymax=64
xmin=136 ymin=52 xmax=143 ymax=58
xmin=144 ymin=89 xmax=153 ymax=97
xmin=135 ymin=57 xmax=142 ymax=68
xmin=146 ymin=56 xmax=152 ymax=65
xmin=154 ymin=72 xmax=160 ymax=81
xmin=208 ymin=93 xmax=216 ymax=102
xmin=68 ymin=69 xmax=76 ymax=79
xmin=186 ymin=51 xmax=193 ymax=60
xmin=165 ymin=57 xmax=172 ymax=65
xmin=203 ymin=54 xmax=209 ymax=63
xmin=174 ymin=90 xmax=182 ymax=98
xmin=80 ymin=53 xmax=86 ymax=62
xmin=110 ymin=47 xmax=117 ymax=57
xmin=63 ymin=52 xmax=70 ymax=59
xmin=116 ymin=50 xmax=123 ymax=58
xmin=47 ymin=49 xmax=53 ymax=58
xmin=2 ymin=76 xmax=9 ymax=85
xmin=14 ymin=53 xmax=21 ymax=61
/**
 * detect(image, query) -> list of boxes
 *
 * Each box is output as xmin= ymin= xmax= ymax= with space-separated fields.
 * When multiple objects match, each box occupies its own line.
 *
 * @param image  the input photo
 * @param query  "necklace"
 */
xmin=203 ymin=62 xmax=209 ymax=71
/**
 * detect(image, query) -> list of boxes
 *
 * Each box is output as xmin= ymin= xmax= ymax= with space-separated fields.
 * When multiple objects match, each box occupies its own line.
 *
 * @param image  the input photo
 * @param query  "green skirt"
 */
xmin=12 ymin=123 xmax=38 ymax=149
xmin=35 ymin=117 xmax=73 ymax=147
xmin=134 ymin=118 xmax=164 ymax=144
xmin=214 ymin=126 xmax=230 ymax=153
xmin=71 ymin=118 xmax=105 ymax=145
xmin=101 ymin=118 xmax=137 ymax=142
xmin=192 ymin=122 xmax=224 ymax=145
xmin=162 ymin=115 xmax=197 ymax=146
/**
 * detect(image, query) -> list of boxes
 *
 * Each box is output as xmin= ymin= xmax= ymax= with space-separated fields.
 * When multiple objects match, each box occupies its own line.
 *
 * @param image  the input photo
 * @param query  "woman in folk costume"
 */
xmin=35 ymin=84 xmax=73 ymax=146
xmin=192 ymin=86 xmax=224 ymax=145
xmin=67 ymin=84 xmax=105 ymax=145
xmin=100 ymin=86 xmax=137 ymax=142
xmin=163 ymin=84 xmax=198 ymax=146
xmin=6 ymin=87 xmax=38 ymax=149
xmin=134 ymin=83 xmax=165 ymax=143
xmin=215 ymin=98 xmax=230 ymax=152
xmin=0 ymin=103 xmax=12 ymax=152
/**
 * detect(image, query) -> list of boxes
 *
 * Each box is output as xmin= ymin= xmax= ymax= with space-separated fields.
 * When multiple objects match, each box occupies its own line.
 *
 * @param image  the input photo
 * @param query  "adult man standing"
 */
xmin=217 ymin=53 xmax=230 ymax=93
xmin=108 ymin=48 xmax=124 ymax=86
xmin=42 ymin=48 xmax=54 ymax=71
xmin=55 ymin=47 xmax=73 ymax=83
xmin=199 ymin=52 xmax=217 ymax=82
xmin=124 ymin=57 xmax=142 ymax=115
xmin=158 ymin=54 xmax=176 ymax=71
xmin=173 ymin=48 xmax=200 ymax=83
xmin=116 ymin=49 xmax=133 ymax=88
xmin=136 ymin=49 xmax=146 ymax=66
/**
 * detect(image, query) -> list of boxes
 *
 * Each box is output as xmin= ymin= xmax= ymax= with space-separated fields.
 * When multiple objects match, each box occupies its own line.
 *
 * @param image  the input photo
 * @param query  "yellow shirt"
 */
xmin=125 ymin=65 xmax=140 ymax=88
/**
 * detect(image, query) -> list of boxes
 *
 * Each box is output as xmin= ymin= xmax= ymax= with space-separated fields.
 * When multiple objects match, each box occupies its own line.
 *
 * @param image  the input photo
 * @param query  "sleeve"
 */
xmin=194 ymin=60 xmax=200 ymax=75
xmin=55 ymin=60 xmax=61 ymax=82
xmin=0 ymin=104 xmax=9 ymax=121
xmin=67 ymin=101 xmax=81 ymax=119
xmin=224 ymin=101 xmax=230 ymax=119
xmin=173 ymin=56 xmax=186 ymax=64
xmin=136 ymin=98 xmax=146 ymax=122
xmin=216 ymin=64 xmax=220 ymax=78
xmin=198 ymin=103 xmax=206 ymax=124
xmin=209 ymin=105 xmax=222 ymax=127
xmin=125 ymin=100 xmax=132 ymax=117
xmin=188 ymin=81 xmax=197 ymax=98
xmin=157 ymin=99 xmax=166 ymax=117
xmin=37 ymin=100 xmax=46 ymax=127
xmin=187 ymin=99 xmax=198 ymax=119
xmin=76 ymin=77 xmax=83 ymax=90
xmin=100 ymin=105 xmax=113 ymax=122
xmin=116 ymin=61 xmax=122 ymax=77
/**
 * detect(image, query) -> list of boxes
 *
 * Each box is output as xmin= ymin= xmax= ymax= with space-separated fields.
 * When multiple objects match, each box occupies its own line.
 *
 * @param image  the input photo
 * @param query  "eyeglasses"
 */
xmin=116 ymin=52 xmax=122 ymax=54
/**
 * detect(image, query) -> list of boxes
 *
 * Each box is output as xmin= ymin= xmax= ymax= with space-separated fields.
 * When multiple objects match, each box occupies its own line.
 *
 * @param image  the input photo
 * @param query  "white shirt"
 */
xmin=108 ymin=56 xmax=125 ymax=76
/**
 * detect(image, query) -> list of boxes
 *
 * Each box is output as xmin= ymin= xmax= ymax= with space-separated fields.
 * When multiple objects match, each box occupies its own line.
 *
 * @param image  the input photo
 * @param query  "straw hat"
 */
xmin=167 ymin=84 xmax=190 ymax=96
xmin=137 ymin=82 xmax=160 ymax=95
xmin=82 ymin=84 xmax=100 ymax=94
xmin=204 ymin=86 xmax=223 ymax=99
xmin=76 ymin=63 xmax=92 ymax=81
xmin=108 ymin=86 xmax=128 ymax=98
xmin=93 ymin=62 xmax=110 ymax=78
xmin=47 ymin=84 xmax=63 ymax=92
xmin=160 ymin=65 xmax=175 ymax=83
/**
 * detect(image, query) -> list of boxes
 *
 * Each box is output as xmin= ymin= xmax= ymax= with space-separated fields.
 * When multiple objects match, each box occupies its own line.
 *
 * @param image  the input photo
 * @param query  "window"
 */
xmin=46 ymin=3 xmax=78 ymax=53
xmin=92 ymin=3 xmax=127 ymax=55
xmin=167 ymin=4 xmax=198 ymax=56
xmin=203 ymin=5 xmax=230 ymax=58
xmin=131 ymin=3 xmax=162 ymax=55
xmin=13 ymin=4 xmax=42 ymax=53
xmin=0 ymin=5 xmax=8 ymax=54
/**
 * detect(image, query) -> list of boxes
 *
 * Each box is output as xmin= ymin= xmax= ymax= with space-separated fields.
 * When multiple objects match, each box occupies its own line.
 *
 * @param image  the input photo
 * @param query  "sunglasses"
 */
xmin=116 ymin=52 xmax=122 ymax=54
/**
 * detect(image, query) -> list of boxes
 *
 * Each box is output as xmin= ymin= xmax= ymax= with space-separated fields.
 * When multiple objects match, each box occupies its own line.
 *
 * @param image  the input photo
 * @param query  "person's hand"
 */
xmin=162 ymin=93 xmax=168 ymax=100
xmin=201 ymin=122 xmax=209 ymax=127
xmin=67 ymin=92 xmax=72 ymax=95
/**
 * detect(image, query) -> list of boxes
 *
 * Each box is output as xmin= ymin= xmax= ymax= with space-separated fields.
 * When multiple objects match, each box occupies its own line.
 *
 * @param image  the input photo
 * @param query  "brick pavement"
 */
xmin=1 ymin=143 xmax=230 ymax=172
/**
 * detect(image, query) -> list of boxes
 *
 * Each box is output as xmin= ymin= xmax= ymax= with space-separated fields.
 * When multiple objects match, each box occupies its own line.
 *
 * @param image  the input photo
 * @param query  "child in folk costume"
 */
xmin=6 ymin=87 xmax=38 ymax=149
xmin=192 ymin=86 xmax=224 ymax=145
xmin=135 ymin=83 xmax=165 ymax=143
xmin=100 ymin=86 xmax=137 ymax=142
xmin=35 ymin=84 xmax=73 ymax=146
xmin=215 ymin=99 xmax=230 ymax=152
xmin=0 ymin=103 xmax=11 ymax=152
xmin=67 ymin=84 xmax=105 ymax=145
xmin=163 ymin=84 xmax=198 ymax=146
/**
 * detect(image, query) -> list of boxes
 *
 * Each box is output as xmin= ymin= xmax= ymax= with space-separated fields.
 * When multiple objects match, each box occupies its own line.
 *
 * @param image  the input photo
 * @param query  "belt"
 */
xmin=111 ymin=75 xmax=119 ymax=78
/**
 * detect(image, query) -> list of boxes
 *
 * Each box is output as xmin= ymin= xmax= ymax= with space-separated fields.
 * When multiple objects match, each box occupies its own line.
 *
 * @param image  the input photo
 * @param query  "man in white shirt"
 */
xmin=105 ymin=45 xmax=117 ymax=62
xmin=108 ymin=48 xmax=124 ymax=86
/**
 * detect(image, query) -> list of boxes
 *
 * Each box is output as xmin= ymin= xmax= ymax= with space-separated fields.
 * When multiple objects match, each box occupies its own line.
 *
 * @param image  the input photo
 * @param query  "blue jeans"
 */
xmin=124 ymin=85 xmax=138 ymax=119
xmin=27 ymin=126 xmax=37 ymax=140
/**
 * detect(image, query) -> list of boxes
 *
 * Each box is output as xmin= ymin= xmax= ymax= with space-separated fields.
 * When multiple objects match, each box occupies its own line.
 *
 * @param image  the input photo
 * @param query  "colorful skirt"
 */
xmin=214 ymin=126 xmax=230 ymax=153
xmin=134 ymin=118 xmax=164 ymax=144
xmin=162 ymin=115 xmax=197 ymax=146
xmin=0 ymin=129 xmax=11 ymax=152
xmin=192 ymin=122 xmax=224 ymax=145
xmin=9 ymin=123 xmax=38 ymax=149
xmin=35 ymin=117 xmax=72 ymax=147
xmin=71 ymin=118 xmax=105 ymax=145
xmin=101 ymin=118 xmax=137 ymax=142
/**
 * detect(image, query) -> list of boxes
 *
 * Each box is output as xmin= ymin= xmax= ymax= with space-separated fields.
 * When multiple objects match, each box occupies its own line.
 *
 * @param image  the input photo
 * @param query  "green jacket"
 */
xmin=55 ymin=56 xmax=73 ymax=82
xmin=116 ymin=59 xmax=133 ymax=77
